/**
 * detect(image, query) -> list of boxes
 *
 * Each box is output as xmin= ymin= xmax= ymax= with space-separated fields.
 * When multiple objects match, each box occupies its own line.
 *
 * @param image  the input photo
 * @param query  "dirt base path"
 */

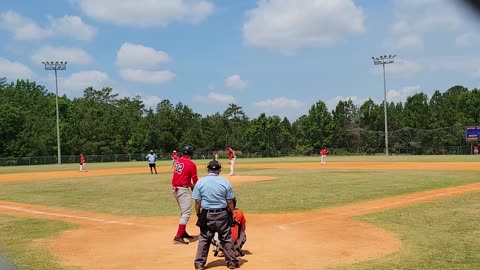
xmin=0 ymin=162 xmax=479 ymax=270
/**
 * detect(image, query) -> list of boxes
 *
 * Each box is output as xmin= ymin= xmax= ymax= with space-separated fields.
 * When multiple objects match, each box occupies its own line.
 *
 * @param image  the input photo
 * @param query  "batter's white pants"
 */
xmin=173 ymin=187 xmax=192 ymax=225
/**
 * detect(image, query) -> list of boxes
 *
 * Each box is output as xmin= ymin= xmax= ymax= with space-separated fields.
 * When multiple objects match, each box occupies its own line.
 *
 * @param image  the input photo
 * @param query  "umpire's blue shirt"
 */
xmin=192 ymin=173 xmax=235 ymax=209
xmin=145 ymin=153 xmax=157 ymax=164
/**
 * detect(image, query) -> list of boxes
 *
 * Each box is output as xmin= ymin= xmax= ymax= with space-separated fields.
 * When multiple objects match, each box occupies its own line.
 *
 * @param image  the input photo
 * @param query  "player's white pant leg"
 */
xmin=83 ymin=163 xmax=88 ymax=171
xmin=230 ymin=157 xmax=235 ymax=175
xmin=174 ymin=187 xmax=192 ymax=225
xmin=79 ymin=164 xmax=82 ymax=171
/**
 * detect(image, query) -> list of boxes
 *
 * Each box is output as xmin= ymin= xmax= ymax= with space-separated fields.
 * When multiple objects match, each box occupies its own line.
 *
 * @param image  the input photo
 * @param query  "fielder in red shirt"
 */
xmin=226 ymin=145 xmax=236 ymax=176
xmin=320 ymin=146 xmax=329 ymax=165
xmin=172 ymin=145 xmax=198 ymax=244
xmin=79 ymin=154 xmax=88 ymax=172
xmin=171 ymin=150 xmax=180 ymax=168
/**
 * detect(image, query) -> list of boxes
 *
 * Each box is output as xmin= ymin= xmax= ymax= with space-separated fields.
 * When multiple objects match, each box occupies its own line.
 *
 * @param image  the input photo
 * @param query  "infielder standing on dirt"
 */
xmin=226 ymin=146 xmax=236 ymax=176
xmin=320 ymin=145 xmax=329 ymax=165
xmin=171 ymin=145 xmax=198 ymax=244
xmin=79 ymin=154 xmax=88 ymax=172
xmin=145 ymin=150 xmax=158 ymax=174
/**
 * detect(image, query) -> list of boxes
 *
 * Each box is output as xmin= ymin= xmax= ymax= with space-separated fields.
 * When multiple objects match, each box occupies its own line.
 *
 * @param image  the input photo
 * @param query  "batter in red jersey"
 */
xmin=171 ymin=145 xmax=198 ymax=244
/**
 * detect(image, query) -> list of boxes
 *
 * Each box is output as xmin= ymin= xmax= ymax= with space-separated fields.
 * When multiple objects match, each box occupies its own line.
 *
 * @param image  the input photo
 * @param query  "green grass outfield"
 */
xmin=0 ymin=156 xmax=479 ymax=269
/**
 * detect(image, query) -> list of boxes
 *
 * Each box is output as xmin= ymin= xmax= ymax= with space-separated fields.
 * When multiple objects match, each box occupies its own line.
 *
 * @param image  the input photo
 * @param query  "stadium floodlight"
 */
xmin=372 ymin=54 xmax=396 ymax=155
xmin=42 ymin=61 xmax=67 ymax=164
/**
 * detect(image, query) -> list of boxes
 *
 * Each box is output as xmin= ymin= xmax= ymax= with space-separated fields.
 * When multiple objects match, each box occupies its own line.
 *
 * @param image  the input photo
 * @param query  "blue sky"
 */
xmin=1 ymin=0 xmax=480 ymax=121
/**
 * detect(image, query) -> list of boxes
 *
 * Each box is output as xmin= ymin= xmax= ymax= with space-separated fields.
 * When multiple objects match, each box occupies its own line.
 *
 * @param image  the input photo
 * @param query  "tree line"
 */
xmin=0 ymin=77 xmax=477 ymax=158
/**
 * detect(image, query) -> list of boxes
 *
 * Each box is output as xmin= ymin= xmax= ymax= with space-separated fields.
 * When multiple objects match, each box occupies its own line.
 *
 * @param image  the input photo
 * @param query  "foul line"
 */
xmin=278 ymin=187 xmax=480 ymax=230
xmin=0 ymin=205 xmax=160 ymax=228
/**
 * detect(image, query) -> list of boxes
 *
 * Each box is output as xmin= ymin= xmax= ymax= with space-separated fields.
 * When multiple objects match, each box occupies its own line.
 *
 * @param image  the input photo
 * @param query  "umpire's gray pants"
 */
xmin=194 ymin=211 xmax=238 ymax=267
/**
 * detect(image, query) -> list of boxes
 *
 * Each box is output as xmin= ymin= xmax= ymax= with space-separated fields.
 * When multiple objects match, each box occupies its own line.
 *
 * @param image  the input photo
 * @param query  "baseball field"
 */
xmin=0 ymin=156 xmax=479 ymax=270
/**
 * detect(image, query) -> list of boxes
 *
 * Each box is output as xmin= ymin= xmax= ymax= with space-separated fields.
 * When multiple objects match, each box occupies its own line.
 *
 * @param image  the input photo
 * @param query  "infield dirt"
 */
xmin=0 ymin=162 xmax=479 ymax=270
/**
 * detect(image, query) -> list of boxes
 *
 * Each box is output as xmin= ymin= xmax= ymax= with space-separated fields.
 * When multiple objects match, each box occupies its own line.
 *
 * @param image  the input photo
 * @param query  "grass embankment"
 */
xmin=0 ymin=214 xmax=78 ymax=270
xmin=329 ymin=192 xmax=480 ymax=270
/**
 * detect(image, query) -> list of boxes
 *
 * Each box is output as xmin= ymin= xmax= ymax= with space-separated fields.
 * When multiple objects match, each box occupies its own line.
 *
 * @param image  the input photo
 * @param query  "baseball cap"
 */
xmin=150 ymin=150 xmax=154 ymax=153
xmin=173 ymin=150 xmax=176 ymax=152
xmin=207 ymin=160 xmax=222 ymax=170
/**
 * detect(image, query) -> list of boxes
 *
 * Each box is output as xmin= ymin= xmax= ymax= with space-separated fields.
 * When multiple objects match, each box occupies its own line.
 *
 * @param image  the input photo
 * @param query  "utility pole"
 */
xmin=372 ymin=55 xmax=395 ymax=155
xmin=42 ymin=61 xmax=67 ymax=164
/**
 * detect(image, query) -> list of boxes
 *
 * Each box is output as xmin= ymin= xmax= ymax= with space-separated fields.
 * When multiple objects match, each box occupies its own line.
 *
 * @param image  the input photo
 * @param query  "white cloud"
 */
xmin=194 ymin=92 xmax=236 ymax=104
xmin=243 ymin=0 xmax=365 ymax=53
xmin=49 ymin=15 xmax=96 ymax=41
xmin=116 ymin=43 xmax=170 ymax=69
xmin=142 ymin=96 xmax=163 ymax=109
xmin=119 ymin=69 xmax=175 ymax=83
xmin=32 ymin=46 xmax=94 ymax=65
xmin=0 ymin=11 xmax=96 ymax=41
xmin=0 ymin=58 xmax=35 ymax=80
xmin=253 ymin=97 xmax=305 ymax=120
xmin=389 ymin=0 xmax=464 ymax=51
xmin=387 ymin=85 xmax=421 ymax=103
xmin=116 ymin=43 xmax=175 ymax=83
xmin=57 ymin=70 xmax=109 ymax=94
xmin=371 ymin=58 xmax=421 ymax=77
xmin=75 ymin=0 xmax=214 ymax=27
xmin=225 ymin=75 xmax=247 ymax=89
xmin=1 ymin=11 xmax=51 ymax=40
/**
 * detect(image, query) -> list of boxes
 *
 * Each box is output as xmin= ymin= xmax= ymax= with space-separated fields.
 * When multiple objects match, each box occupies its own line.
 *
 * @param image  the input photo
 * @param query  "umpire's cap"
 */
xmin=207 ymin=160 xmax=222 ymax=171
xmin=183 ymin=145 xmax=194 ymax=156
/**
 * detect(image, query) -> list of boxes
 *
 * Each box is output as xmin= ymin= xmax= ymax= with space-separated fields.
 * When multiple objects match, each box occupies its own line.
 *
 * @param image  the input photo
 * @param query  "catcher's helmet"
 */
xmin=183 ymin=145 xmax=194 ymax=156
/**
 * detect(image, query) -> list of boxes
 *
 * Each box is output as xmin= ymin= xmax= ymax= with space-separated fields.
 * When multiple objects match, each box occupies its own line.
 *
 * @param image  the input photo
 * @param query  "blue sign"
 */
xmin=465 ymin=126 xmax=480 ymax=142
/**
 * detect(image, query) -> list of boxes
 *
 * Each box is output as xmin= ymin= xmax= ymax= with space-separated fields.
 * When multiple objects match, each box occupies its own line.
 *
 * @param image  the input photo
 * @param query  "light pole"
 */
xmin=372 ymin=55 xmax=395 ymax=155
xmin=42 ymin=61 xmax=67 ymax=164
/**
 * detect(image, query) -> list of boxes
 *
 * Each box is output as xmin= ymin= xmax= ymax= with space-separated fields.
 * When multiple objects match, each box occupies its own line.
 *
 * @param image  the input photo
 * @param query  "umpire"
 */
xmin=192 ymin=160 xmax=240 ymax=270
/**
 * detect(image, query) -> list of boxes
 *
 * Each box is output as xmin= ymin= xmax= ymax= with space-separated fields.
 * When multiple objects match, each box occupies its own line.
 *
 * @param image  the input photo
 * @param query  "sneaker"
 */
xmin=173 ymin=237 xmax=189 ymax=245
xmin=182 ymin=232 xmax=194 ymax=239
